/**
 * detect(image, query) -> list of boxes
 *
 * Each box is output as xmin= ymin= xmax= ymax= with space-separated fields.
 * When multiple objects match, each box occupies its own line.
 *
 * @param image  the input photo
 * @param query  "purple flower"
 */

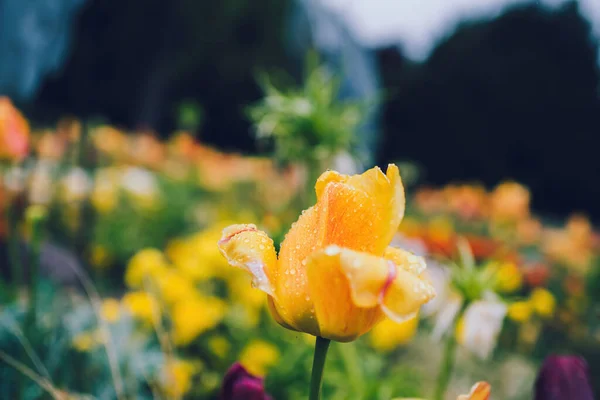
xmin=221 ymin=363 xmax=273 ymax=400
xmin=535 ymin=355 xmax=594 ymax=400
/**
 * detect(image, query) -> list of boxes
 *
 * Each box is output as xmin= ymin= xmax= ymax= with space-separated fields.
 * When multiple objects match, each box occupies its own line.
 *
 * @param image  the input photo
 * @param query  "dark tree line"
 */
xmin=32 ymin=0 xmax=600 ymax=218
xmin=379 ymin=2 xmax=600 ymax=219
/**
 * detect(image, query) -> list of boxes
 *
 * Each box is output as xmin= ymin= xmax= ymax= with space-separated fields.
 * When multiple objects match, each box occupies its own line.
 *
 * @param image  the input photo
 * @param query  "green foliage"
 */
xmin=93 ymin=176 xmax=206 ymax=272
xmin=248 ymin=57 xmax=368 ymax=166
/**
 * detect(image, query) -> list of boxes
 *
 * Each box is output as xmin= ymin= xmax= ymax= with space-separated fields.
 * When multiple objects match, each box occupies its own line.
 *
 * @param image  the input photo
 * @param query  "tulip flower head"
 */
xmin=457 ymin=382 xmax=491 ymax=400
xmin=221 ymin=363 xmax=273 ymax=400
xmin=0 ymin=97 xmax=29 ymax=161
xmin=219 ymin=165 xmax=435 ymax=342
xmin=535 ymin=355 xmax=594 ymax=400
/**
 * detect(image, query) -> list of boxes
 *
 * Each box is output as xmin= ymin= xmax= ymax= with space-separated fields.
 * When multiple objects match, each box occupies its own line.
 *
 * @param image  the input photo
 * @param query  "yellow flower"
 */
xmin=123 ymin=291 xmax=158 ymax=324
xmin=369 ymin=315 xmax=419 ymax=352
xmin=530 ymin=288 xmax=556 ymax=318
xmin=208 ymin=336 xmax=230 ymax=359
xmin=90 ymin=245 xmax=112 ymax=269
xmin=125 ymin=248 xmax=169 ymax=289
xmin=239 ymin=340 xmax=280 ymax=377
xmin=508 ymin=301 xmax=533 ymax=323
xmin=218 ymin=165 xmax=435 ymax=342
xmin=155 ymin=270 xmax=198 ymax=306
xmin=72 ymin=332 xmax=99 ymax=352
xmin=168 ymin=234 xmax=219 ymax=281
xmin=101 ymin=298 xmax=121 ymax=323
xmin=91 ymin=168 xmax=120 ymax=213
xmin=161 ymin=359 xmax=198 ymax=399
xmin=171 ymin=296 xmax=226 ymax=346
xmin=494 ymin=262 xmax=522 ymax=293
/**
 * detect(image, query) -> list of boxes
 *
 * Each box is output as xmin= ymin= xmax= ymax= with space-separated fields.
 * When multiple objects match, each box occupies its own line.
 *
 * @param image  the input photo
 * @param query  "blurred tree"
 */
xmin=33 ymin=0 xmax=291 ymax=152
xmin=379 ymin=2 xmax=600 ymax=219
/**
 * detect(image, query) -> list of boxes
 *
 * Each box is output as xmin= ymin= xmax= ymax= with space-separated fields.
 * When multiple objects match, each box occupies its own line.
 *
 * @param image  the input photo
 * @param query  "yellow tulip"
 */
xmin=369 ymin=315 xmax=419 ymax=352
xmin=125 ymin=248 xmax=169 ymax=289
xmin=239 ymin=340 xmax=281 ymax=377
xmin=122 ymin=291 xmax=159 ymax=325
xmin=494 ymin=262 xmax=522 ymax=293
xmin=530 ymin=288 xmax=556 ymax=318
xmin=161 ymin=359 xmax=199 ymax=398
xmin=507 ymin=301 xmax=533 ymax=323
xmin=218 ymin=165 xmax=435 ymax=342
xmin=171 ymin=296 xmax=226 ymax=346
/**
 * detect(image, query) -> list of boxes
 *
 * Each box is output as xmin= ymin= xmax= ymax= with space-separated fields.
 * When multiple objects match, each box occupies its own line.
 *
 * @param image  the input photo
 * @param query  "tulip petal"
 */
xmin=306 ymin=245 xmax=435 ymax=340
xmin=384 ymin=246 xmax=427 ymax=275
xmin=218 ymin=224 xmax=277 ymax=296
xmin=314 ymin=164 xmax=405 ymax=256
xmin=306 ymin=246 xmax=383 ymax=341
xmin=457 ymin=382 xmax=491 ymax=400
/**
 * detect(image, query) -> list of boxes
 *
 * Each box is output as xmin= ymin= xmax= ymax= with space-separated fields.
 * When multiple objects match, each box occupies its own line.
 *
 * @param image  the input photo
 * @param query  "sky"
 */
xmin=320 ymin=0 xmax=600 ymax=60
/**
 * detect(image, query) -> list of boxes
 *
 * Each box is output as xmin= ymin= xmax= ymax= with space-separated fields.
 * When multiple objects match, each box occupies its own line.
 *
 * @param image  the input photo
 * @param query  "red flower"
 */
xmin=221 ymin=363 xmax=273 ymax=400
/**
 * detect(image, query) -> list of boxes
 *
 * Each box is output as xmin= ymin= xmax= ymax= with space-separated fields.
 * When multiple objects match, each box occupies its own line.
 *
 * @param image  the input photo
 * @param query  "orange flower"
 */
xmin=0 ymin=97 xmax=29 ymax=161
xmin=457 ymin=382 xmax=491 ymax=400
xmin=489 ymin=182 xmax=530 ymax=223
xmin=218 ymin=165 xmax=435 ymax=342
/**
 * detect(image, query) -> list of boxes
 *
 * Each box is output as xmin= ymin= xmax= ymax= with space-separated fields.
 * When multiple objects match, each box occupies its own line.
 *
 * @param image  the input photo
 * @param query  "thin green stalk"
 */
xmin=434 ymin=330 xmax=457 ymax=400
xmin=434 ymin=302 xmax=469 ymax=400
xmin=309 ymin=336 xmax=331 ymax=400
xmin=6 ymin=201 xmax=22 ymax=287
xmin=26 ymin=207 xmax=46 ymax=326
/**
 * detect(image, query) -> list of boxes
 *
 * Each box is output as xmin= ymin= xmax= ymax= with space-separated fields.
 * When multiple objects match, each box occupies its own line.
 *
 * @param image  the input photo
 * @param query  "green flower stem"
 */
xmin=309 ymin=336 xmax=331 ymax=400
xmin=434 ymin=302 xmax=469 ymax=400
xmin=434 ymin=329 xmax=457 ymax=400
xmin=26 ymin=208 xmax=46 ymax=326
xmin=6 ymin=200 xmax=22 ymax=288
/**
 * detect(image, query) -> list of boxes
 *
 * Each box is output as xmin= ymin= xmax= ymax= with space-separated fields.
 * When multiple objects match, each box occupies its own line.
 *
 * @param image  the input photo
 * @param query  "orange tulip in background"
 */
xmin=218 ymin=164 xmax=435 ymax=342
xmin=0 ymin=97 xmax=29 ymax=161
xmin=457 ymin=382 xmax=491 ymax=400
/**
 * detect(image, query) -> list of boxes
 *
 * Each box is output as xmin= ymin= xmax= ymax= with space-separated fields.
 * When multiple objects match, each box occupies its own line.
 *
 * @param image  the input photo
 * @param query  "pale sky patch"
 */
xmin=319 ymin=0 xmax=600 ymax=60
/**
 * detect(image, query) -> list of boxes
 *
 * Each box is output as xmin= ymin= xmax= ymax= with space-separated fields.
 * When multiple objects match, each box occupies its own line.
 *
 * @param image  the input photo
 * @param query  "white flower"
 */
xmin=28 ymin=161 xmax=55 ymax=205
xmin=420 ymin=260 xmax=452 ymax=319
xmin=331 ymin=151 xmax=359 ymax=175
xmin=120 ymin=167 xmax=157 ymax=197
xmin=3 ymin=166 xmax=27 ymax=194
xmin=458 ymin=296 xmax=507 ymax=360
xmin=61 ymin=167 xmax=92 ymax=202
